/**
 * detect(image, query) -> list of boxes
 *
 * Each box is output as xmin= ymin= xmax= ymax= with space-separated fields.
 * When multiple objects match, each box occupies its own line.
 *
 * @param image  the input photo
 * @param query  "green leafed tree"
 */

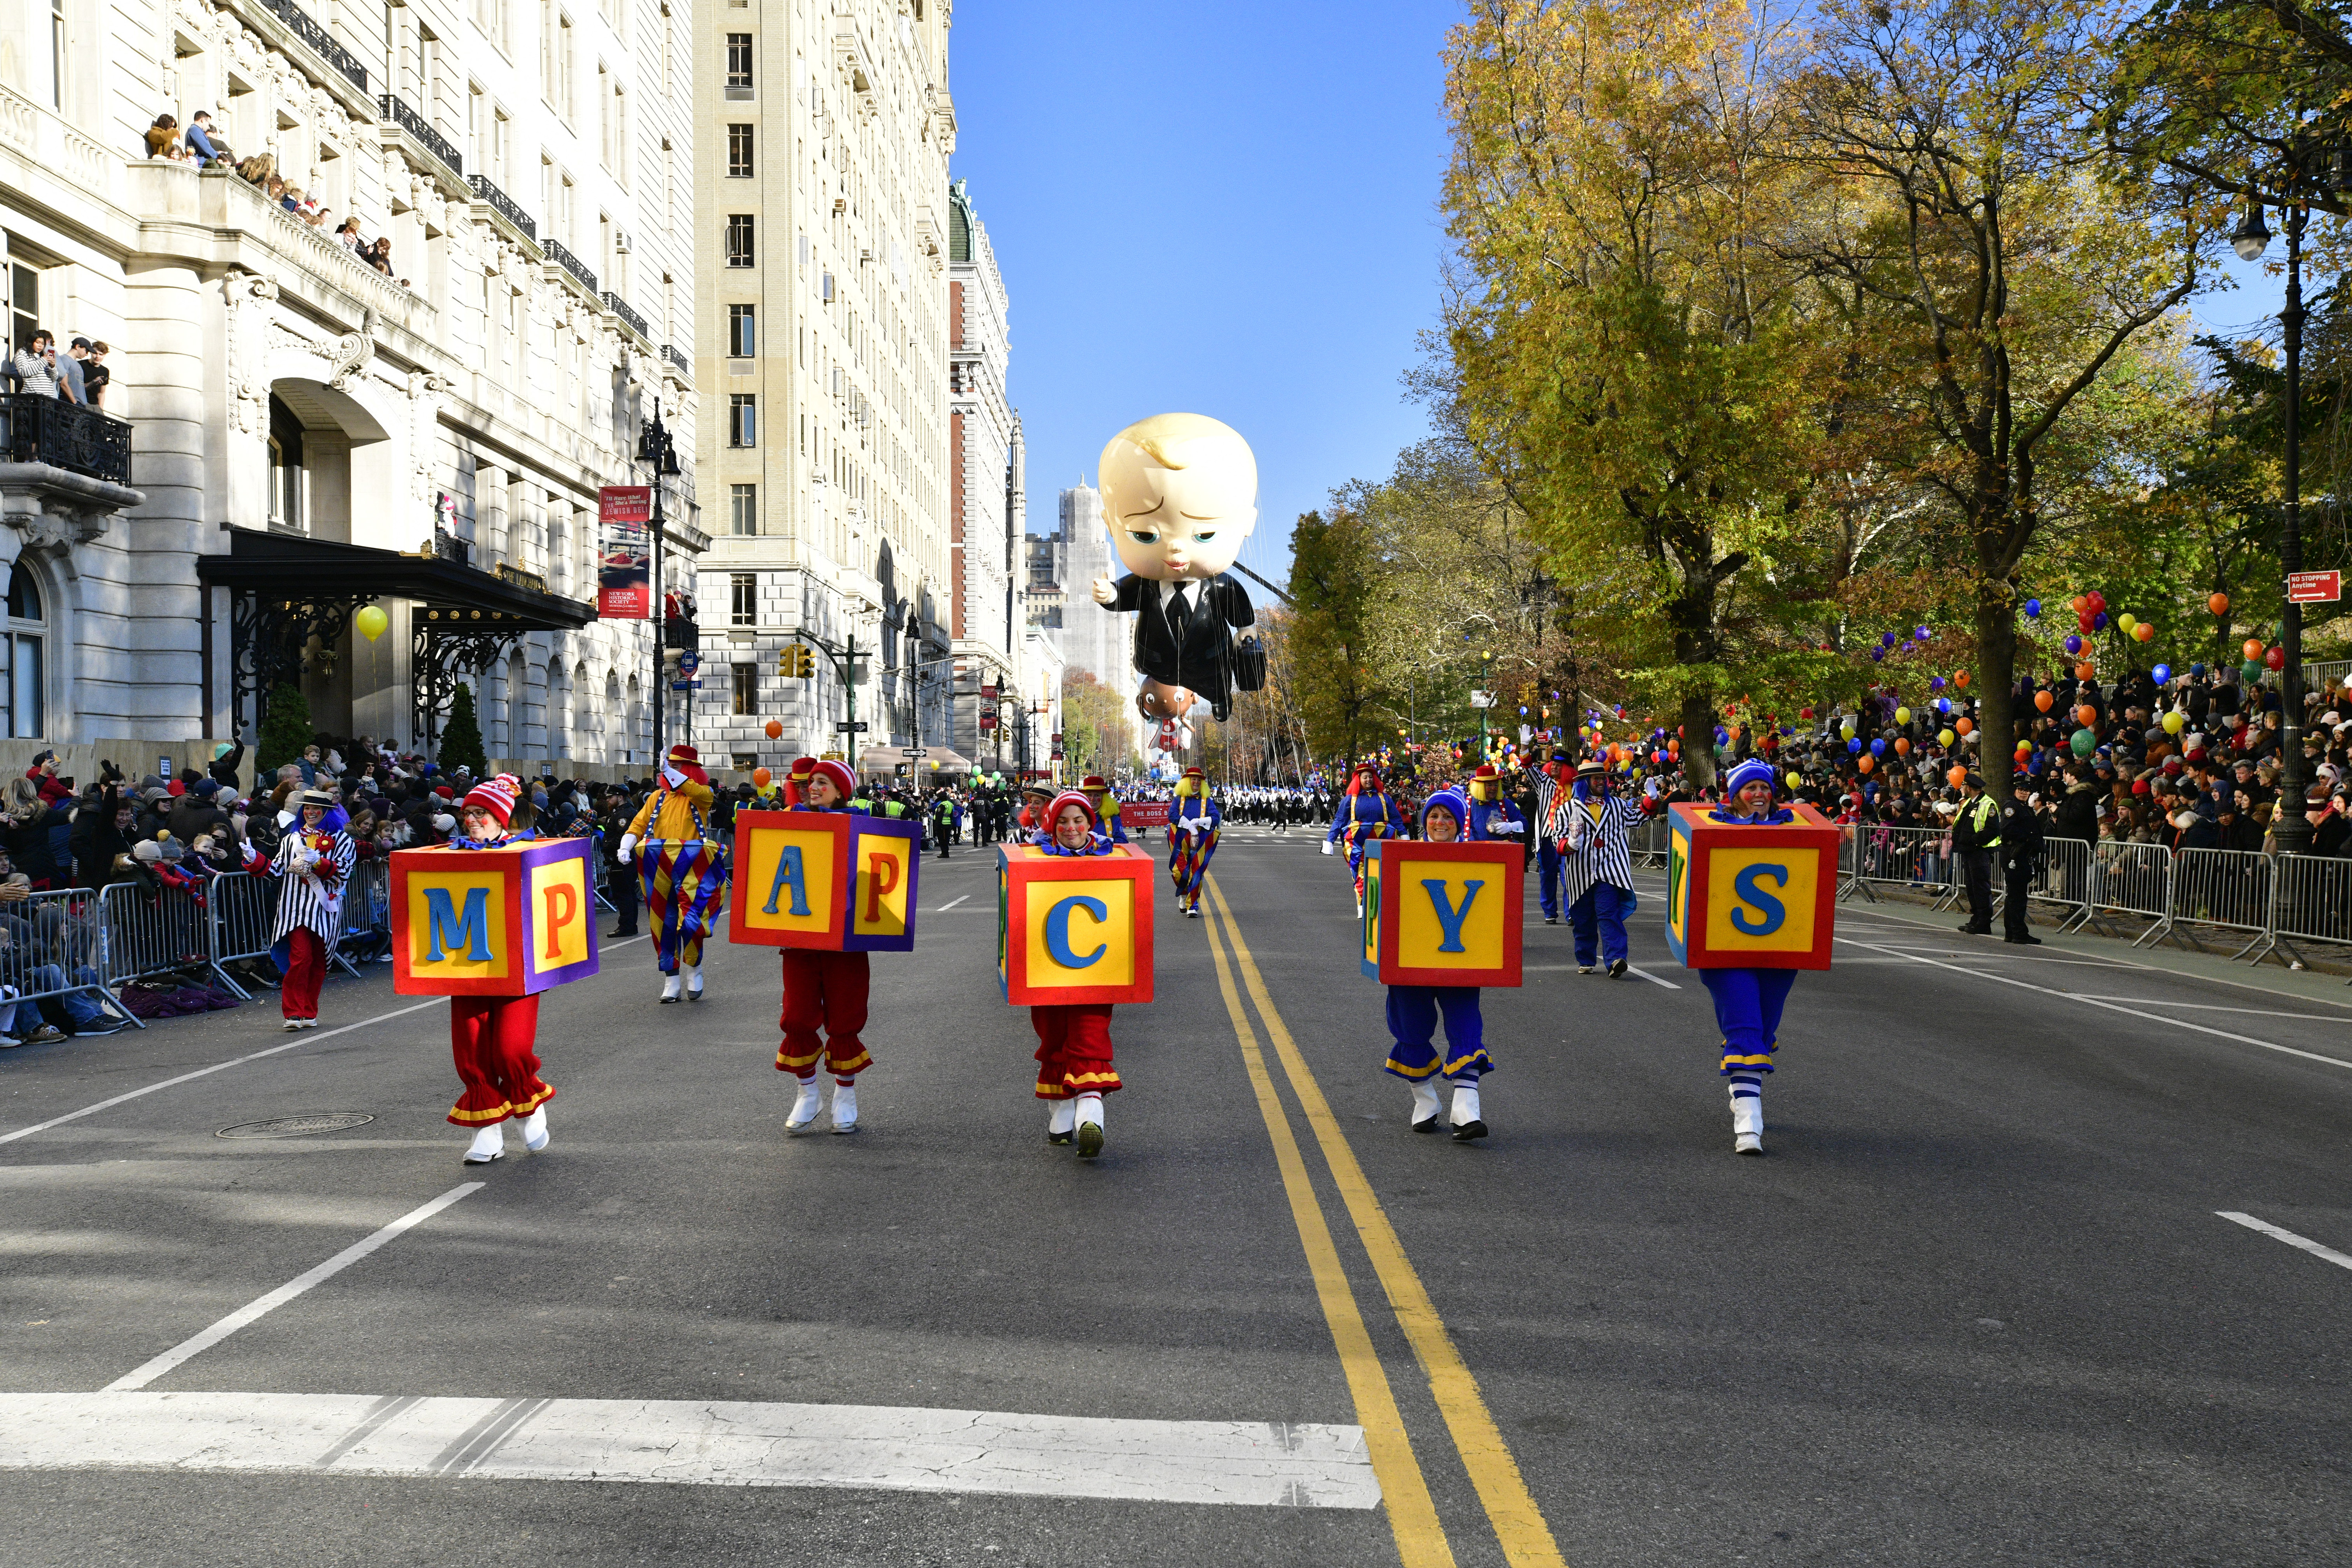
xmin=255 ymin=681 xmax=313 ymax=774
xmin=440 ymin=681 xmax=489 ymax=774
xmin=1287 ymin=510 xmax=1399 ymax=764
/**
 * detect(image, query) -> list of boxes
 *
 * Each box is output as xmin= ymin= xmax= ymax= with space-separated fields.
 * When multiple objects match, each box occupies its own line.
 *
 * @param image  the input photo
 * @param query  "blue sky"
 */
xmin=945 ymin=0 xmax=1466 ymax=595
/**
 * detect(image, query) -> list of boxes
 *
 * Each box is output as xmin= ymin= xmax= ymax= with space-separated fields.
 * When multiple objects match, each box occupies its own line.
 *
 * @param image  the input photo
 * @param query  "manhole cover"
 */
xmin=215 ymin=1113 xmax=376 ymax=1140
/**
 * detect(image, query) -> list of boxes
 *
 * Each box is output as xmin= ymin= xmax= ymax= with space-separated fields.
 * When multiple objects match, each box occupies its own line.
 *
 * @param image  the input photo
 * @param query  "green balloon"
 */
xmin=2242 ymin=659 xmax=2263 ymax=680
xmin=2070 ymin=728 xmax=2096 ymax=757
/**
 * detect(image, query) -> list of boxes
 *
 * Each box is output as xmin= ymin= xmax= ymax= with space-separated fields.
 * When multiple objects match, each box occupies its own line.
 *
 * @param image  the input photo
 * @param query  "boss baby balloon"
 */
xmin=1090 ymin=413 xmax=1264 ymax=724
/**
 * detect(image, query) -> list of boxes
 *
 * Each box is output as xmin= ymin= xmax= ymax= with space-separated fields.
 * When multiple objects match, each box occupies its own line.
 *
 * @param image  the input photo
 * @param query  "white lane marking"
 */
xmin=0 ymin=1001 xmax=444 ymax=1147
xmin=935 ymin=894 xmax=971 ymax=911
xmin=2070 ymin=997 xmax=2352 ymax=1024
xmin=0 ymin=1391 xmax=1380 ymax=1508
xmin=1623 ymin=965 xmax=1681 ymax=990
xmin=2217 ymin=1211 xmax=2352 ymax=1274
xmin=102 ymin=1184 xmax=485 ymax=1392
xmin=1833 ymin=934 xmax=2352 ymax=1073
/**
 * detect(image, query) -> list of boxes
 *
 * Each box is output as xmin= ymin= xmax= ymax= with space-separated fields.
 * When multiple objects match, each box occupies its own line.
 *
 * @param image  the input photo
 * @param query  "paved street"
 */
xmin=4 ymin=831 xmax=2350 ymax=1566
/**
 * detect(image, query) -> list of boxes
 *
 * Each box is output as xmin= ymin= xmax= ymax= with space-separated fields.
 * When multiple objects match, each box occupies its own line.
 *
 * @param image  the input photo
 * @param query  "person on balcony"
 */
xmin=5 ymin=330 xmax=58 ymax=399
xmin=184 ymin=111 xmax=233 ymax=168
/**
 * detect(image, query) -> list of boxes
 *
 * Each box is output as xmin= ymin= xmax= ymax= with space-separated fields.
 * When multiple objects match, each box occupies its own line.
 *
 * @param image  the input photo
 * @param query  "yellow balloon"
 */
xmin=1894 ymin=706 xmax=1911 ymax=725
xmin=354 ymin=604 xmax=389 ymax=643
xmin=2117 ymin=613 xmax=2137 ymax=633
xmin=1786 ymin=770 xmax=1802 ymax=788
xmin=2163 ymin=710 xmax=2185 ymax=734
xmin=1938 ymin=728 xmax=1956 ymax=747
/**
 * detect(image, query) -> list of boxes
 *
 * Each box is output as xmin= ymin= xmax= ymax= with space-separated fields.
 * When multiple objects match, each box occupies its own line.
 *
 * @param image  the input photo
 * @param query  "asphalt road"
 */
xmin=2 ymin=825 xmax=2348 ymax=1567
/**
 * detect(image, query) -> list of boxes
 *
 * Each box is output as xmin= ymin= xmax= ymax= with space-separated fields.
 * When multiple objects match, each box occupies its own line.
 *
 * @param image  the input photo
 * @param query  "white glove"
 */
xmin=1320 ymin=841 xmax=1335 ymax=856
xmin=618 ymin=833 xmax=637 ymax=860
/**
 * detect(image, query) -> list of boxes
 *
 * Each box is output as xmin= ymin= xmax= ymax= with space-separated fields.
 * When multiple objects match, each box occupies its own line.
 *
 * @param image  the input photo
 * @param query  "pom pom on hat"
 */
xmin=462 ymin=773 xmax=522 ymax=827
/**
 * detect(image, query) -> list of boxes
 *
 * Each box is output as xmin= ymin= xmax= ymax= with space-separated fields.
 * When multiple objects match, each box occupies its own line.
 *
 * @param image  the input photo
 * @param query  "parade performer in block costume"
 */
xmin=1702 ymin=760 xmax=1803 ymax=1156
xmin=1030 ymin=791 xmax=1123 ymax=1158
xmin=1168 ymin=766 xmax=1221 ymax=918
xmin=241 ymin=787 xmax=355 ymax=1030
xmin=620 ymin=743 xmax=727 ymax=1002
xmin=774 ymin=756 xmax=874 ymax=1134
xmin=1381 ymin=789 xmax=1497 ymax=1142
xmin=1325 ymin=762 xmax=1405 ymax=915
xmin=1559 ymin=758 xmax=1648 ymax=978
xmin=445 ymin=775 xmax=556 ymax=1165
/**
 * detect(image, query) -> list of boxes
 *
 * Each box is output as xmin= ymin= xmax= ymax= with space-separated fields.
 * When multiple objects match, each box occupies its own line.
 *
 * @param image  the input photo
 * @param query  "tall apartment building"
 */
xmin=693 ymin=0 xmax=957 ymax=777
xmin=0 ymin=0 xmax=697 ymax=766
xmin=944 ymin=178 xmax=1026 ymax=769
xmin=1025 ymin=478 xmax=1119 ymax=685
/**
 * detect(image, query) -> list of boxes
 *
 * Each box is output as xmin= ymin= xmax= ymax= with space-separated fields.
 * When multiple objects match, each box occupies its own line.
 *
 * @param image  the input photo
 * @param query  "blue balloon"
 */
xmin=1881 ymin=631 xmax=1898 ymax=648
xmin=1937 ymin=697 xmax=1953 ymax=714
xmin=2025 ymin=599 xmax=2041 ymax=618
xmin=2063 ymin=634 xmax=2082 ymax=654
xmin=1847 ymin=737 xmax=1862 ymax=753
xmin=1930 ymin=676 xmax=1946 ymax=690
xmin=1916 ymin=625 xmax=1932 ymax=641
xmin=1870 ymin=647 xmax=1885 ymax=662
xmin=2092 ymin=611 xmax=2109 ymax=631
xmin=1714 ymin=727 xmax=1729 ymax=744
xmin=2191 ymin=662 xmax=2206 ymax=676
xmin=2152 ymin=664 xmax=2172 ymax=684
xmin=1870 ymin=738 xmax=1887 ymax=755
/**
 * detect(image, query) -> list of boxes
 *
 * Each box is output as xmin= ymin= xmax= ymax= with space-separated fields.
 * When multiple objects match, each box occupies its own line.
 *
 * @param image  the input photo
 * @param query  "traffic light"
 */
xmin=780 ymin=644 xmax=815 ymax=678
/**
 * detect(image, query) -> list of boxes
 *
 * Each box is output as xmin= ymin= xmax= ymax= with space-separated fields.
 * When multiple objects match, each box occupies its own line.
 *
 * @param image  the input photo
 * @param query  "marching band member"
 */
xmin=1029 ymin=790 xmax=1123 ymax=1158
xmin=241 ymin=787 xmax=354 ymax=1030
xmin=1559 ymin=758 xmax=1646 ymax=978
xmin=443 ymin=775 xmax=556 ymax=1165
xmin=1167 ymin=765 xmax=1222 ymax=918
xmin=775 ymin=757 xmax=872 ymax=1135
xmin=1381 ymin=788 xmax=1494 ymax=1142
xmin=619 ymin=744 xmax=727 ymax=1003
xmin=1703 ymin=759 xmax=1803 ymax=1156
xmin=1325 ymin=762 xmax=1405 ymax=916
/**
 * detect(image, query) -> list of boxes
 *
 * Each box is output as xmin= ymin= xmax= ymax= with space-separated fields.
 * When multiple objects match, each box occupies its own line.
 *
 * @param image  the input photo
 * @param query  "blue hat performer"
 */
xmin=1703 ymin=759 xmax=1799 ymax=1155
xmin=1381 ymin=788 xmax=1497 ymax=1142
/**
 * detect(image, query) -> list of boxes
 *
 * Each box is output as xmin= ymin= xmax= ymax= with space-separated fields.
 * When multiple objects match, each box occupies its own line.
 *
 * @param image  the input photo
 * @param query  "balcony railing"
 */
xmin=661 ymin=344 xmax=690 ymax=375
xmin=467 ymin=174 xmax=536 ymax=242
xmin=378 ymin=93 xmax=462 ymax=179
xmin=258 ymin=0 xmax=369 ymax=92
xmin=603 ymin=291 xmax=648 ymax=337
xmin=0 ymin=394 xmax=133 ymax=485
xmin=544 ymin=238 xmax=597 ymax=293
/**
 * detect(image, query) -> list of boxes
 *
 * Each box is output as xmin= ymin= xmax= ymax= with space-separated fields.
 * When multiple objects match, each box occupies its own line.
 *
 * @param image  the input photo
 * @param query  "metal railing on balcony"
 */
xmin=467 ymin=173 xmax=536 ymax=242
xmin=661 ymin=344 xmax=691 ymax=375
xmin=259 ymin=0 xmax=369 ymax=91
xmin=0 ymin=394 xmax=133 ymax=485
xmin=544 ymin=238 xmax=597 ymax=293
xmin=603 ymin=291 xmax=648 ymax=337
xmin=378 ymin=93 xmax=462 ymax=179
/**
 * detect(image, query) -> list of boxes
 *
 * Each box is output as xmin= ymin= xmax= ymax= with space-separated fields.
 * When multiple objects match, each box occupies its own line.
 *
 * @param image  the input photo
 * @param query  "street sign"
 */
xmin=669 ymin=680 xmax=701 ymax=691
xmin=836 ymin=720 xmax=869 ymax=733
xmin=678 ymin=650 xmax=701 ymax=673
xmin=2287 ymin=569 xmax=2343 ymax=604
xmin=902 ymin=748 xmax=927 ymax=759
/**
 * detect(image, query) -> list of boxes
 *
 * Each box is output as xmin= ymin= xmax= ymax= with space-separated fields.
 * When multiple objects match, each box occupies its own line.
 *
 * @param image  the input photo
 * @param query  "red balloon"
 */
xmin=2086 ymin=590 xmax=2107 ymax=613
xmin=2266 ymin=645 xmax=2286 ymax=671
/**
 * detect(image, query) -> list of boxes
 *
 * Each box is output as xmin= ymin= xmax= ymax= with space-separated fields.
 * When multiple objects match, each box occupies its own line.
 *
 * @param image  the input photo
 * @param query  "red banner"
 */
xmin=597 ymin=486 xmax=652 ymax=618
xmin=1122 ymin=800 xmax=1171 ymax=829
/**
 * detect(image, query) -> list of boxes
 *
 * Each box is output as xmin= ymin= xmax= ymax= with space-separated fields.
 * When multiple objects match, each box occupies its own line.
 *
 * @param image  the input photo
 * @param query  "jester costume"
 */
xmin=1029 ymin=791 xmax=1121 ymax=1159
xmin=1167 ymin=766 xmax=1221 ymax=918
xmin=1699 ymin=759 xmax=1802 ymax=1156
xmin=775 ymin=757 xmax=873 ymax=1135
xmin=1326 ymin=765 xmax=1406 ymax=914
xmin=443 ymin=775 xmax=555 ymax=1166
xmin=622 ymin=743 xmax=728 ymax=1002
xmin=1382 ymin=788 xmax=1494 ymax=1142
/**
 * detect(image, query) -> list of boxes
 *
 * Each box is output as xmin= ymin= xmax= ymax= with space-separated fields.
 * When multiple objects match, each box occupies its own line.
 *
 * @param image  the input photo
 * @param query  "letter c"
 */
xmin=1042 ymin=895 xmax=1108 ymax=969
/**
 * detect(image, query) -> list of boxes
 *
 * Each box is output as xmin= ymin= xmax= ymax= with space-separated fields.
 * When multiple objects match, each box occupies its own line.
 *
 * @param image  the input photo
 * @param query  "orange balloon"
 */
xmin=2133 ymin=622 xmax=2155 ymax=642
xmin=2034 ymin=690 xmax=2054 ymax=712
xmin=2076 ymin=704 xmax=2098 ymax=726
xmin=1954 ymin=717 xmax=1973 ymax=736
xmin=2243 ymin=638 xmax=2264 ymax=660
xmin=752 ymin=767 xmax=772 ymax=787
xmin=1858 ymin=754 xmax=1875 ymax=773
xmin=2071 ymin=594 xmax=2088 ymax=613
xmin=2209 ymin=592 xmax=2230 ymax=615
xmin=1954 ymin=671 xmax=1970 ymax=689
xmin=1947 ymin=766 xmax=1967 ymax=787
xmin=2075 ymin=662 xmax=2095 ymax=680
xmin=764 ymin=719 xmax=783 ymax=740
xmin=1894 ymin=737 xmax=1911 ymax=755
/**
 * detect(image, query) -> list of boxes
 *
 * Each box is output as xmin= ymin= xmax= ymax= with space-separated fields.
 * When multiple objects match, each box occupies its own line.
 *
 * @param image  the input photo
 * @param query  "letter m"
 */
xmin=425 ymin=885 xmax=494 ymax=962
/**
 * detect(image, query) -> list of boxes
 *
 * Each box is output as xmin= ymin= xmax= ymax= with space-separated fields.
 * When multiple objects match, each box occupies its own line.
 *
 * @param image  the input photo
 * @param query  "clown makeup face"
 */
xmin=461 ymin=806 xmax=503 ymax=841
xmin=1355 ymin=768 xmax=1378 ymax=791
xmin=803 ymin=773 xmax=842 ymax=808
xmin=1424 ymin=805 xmax=1460 ymax=843
xmin=301 ymin=803 xmax=327 ymax=829
xmin=1736 ymin=779 xmax=1776 ymax=812
xmin=1052 ymin=803 xmax=1094 ymax=849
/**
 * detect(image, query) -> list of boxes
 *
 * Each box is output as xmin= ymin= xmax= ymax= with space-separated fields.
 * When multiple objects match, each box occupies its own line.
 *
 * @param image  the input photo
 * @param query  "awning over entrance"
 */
xmin=857 ymin=745 xmax=974 ymax=776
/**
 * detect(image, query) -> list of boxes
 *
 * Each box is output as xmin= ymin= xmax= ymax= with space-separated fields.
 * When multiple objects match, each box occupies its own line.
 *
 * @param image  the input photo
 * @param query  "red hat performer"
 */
xmin=1026 ymin=790 xmax=1123 ymax=1158
xmin=444 ymin=774 xmax=559 ymax=1165
xmin=1168 ymin=765 xmax=1221 ymax=918
xmin=774 ymin=755 xmax=876 ymax=1134
xmin=237 ymin=784 xmax=356 ymax=1032
xmin=619 ymin=744 xmax=728 ymax=1002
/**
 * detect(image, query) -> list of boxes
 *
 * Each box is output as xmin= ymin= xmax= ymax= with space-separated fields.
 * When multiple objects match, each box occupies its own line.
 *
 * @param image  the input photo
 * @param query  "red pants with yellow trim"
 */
xmin=447 ymin=993 xmax=553 ymax=1126
xmin=776 ymin=950 xmax=871 ymax=1080
xmin=281 ymin=927 xmax=326 ymax=1020
xmin=1030 ymin=1003 xmax=1121 ymax=1099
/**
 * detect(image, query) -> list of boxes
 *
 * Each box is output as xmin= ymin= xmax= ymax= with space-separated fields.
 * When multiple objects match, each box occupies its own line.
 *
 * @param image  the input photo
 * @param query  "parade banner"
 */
xmin=1664 ymin=802 xmax=1838 ymax=970
xmin=727 ymin=810 xmax=921 ymax=953
xmin=1121 ymin=800 xmax=1171 ymax=830
xmin=391 ymin=838 xmax=600 ymax=996
xmin=597 ymin=486 xmax=652 ymax=618
xmin=1359 ymin=840 xmax=1523 ymax=988
xmin=996 ymin=844 xmax=1155 ymax=1006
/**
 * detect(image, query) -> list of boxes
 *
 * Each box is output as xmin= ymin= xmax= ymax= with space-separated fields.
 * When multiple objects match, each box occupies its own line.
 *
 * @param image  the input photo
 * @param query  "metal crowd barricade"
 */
xmin=0 ymin=885 xmax=133 ymax=1030
xmin=2161 ymin=847 xmax=2275 ymax=958
xmin=2013 ymin=837 xmax=2095 ymax=927
xmin=2260 ymin=854 xmax=2352 ymax=972
xmin=207 ymin=869 xmax=282 ymax=999
xmin=1630 ymin=816 xmax=1671 ymax=869
xmin=2074 ymin=840 xmax=2174 ymax=941
xmin=1843 ymin=825 xmax=1955 ymax=902
xmin=97 ymin=878 xmax=232 ymax=1002
xmin=334 ymin=858 xmax=391 ymax=974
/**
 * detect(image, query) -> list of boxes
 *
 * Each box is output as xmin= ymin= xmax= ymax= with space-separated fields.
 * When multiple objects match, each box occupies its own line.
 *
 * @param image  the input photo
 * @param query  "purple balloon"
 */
xmin=2063 ymin=634 xmax=2082 ymax=654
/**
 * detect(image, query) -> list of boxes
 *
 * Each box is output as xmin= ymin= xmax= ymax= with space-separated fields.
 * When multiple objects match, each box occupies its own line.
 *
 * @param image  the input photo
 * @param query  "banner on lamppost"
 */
xmin=597 ymin=486 xmax=652 ymax=618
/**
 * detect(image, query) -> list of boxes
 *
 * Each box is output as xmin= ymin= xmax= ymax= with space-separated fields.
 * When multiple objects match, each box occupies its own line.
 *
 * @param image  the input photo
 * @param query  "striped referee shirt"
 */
xmin=255 ymin=828 xmax=357 ymax=944
xmin=1559 ymin=793 xmax=1642 ymax=902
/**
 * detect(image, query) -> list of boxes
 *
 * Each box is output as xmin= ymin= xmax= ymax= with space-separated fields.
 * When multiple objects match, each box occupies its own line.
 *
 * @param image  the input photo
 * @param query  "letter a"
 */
xmin=764 ymin=844 xmax=812 ymax=916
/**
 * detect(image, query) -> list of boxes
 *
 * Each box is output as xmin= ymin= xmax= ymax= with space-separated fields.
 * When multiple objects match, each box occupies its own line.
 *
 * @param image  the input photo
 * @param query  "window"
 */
xmin=8 ymin=263 xmax=38 ymax=353
xmin=730 ymin=573 xmax=757 ymax=625
xmin=725 ymin=214 xmax=754 ymax=267
xmin=729 ymin=394 xmax=757 ymax=447
xmin=727 ymin=303 xmax=755 ymax=356
xmin=727 ymin=123 xmax=753 ymax=177
xmin=2 ymin=569 xmax=45 ymax=739
xmin=51 ymin=0 xmax=67 ymax=110
xmin=725 ymin=33 xmax=752 ymax=98
xmin=731 ymin=664 xmax=758 ymax=716
xmin=730 ymin=482 xmax=757 ymax=535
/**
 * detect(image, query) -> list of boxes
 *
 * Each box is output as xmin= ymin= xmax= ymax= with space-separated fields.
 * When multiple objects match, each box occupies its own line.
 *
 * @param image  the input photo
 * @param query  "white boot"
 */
xmin=519 ymin=1105 xmax=549 ymax=1152
xmin=1732 ymin=1092 xmax=1764 ymax=1155
xmin=830 ymin=1081 xmax=858 ymax=1134
xmin=684 ymin=963 xmax=704 ymax=1001
xmin=660 ymin=971 xmax=682 ymax=1004
xmin=1449 ymin=1083 xmax=1487 ymax=1142
xmin=1074 ymin=1092 xmax=1105 ymax=1159
xmin=1047 ymin=1098 xmax=1077 ymax=1145
xmin=785 ymin=1077 xmax=822 ymax=1132
xmin=463 ymin=1123 xmax=506 ymax=1165
xmin=1409 ymin=1078 xmax=1443 ymax=1132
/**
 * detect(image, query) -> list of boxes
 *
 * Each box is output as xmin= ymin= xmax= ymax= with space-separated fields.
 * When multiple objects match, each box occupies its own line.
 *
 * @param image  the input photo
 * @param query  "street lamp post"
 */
xmin=635 ymin=403 xmax=682 ymax=767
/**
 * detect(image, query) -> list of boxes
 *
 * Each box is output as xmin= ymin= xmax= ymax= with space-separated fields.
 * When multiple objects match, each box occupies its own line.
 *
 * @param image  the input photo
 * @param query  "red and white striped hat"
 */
xmin=461 ymin=773 xmax=522 ymax=827
xmin=789 ymin=755 xmax=856 ymax=802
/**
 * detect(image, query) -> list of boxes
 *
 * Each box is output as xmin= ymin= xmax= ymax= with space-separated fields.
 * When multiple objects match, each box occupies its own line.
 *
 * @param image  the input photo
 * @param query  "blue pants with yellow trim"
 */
xmin=1570 ymin=881 xmax=1633 ymax=967
xmin=1382 ymin=985 xmax=1491 ymax=1083
xmin=1698 ymin=966 xmax=1797 ymax=1076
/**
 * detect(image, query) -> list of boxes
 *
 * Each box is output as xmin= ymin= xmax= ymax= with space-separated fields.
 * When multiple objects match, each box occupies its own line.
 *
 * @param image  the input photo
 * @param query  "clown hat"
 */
xmin=788 ymin=755 xmax=855 ymax=803
xmin=1044 ymin=790 xmax=1098 ymax=830
xmin=665 ymin=743 xmax=710 ymax=787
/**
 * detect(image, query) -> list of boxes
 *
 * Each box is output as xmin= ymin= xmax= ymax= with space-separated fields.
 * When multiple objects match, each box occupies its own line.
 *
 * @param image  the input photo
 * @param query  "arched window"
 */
xmin=2 ymin=568 xmax=44 ymax=739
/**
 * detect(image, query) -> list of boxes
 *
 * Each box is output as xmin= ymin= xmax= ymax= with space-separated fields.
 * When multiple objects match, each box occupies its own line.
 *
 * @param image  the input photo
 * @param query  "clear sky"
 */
xmin=944 ymin=0 xmax=1467 ymax=596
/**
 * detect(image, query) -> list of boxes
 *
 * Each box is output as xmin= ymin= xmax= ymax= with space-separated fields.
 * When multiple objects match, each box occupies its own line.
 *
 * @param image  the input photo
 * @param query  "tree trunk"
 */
xmin=1974 ymin=576 xmax=2018 ymax=797
xmin=1679 ymin=691 xmax=1718 ymax=790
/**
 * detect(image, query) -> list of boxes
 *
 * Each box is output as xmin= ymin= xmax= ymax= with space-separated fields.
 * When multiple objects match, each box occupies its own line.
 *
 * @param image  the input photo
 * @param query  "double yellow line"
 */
xmin=1200 ymin=876 xmax=1566 ymax=1568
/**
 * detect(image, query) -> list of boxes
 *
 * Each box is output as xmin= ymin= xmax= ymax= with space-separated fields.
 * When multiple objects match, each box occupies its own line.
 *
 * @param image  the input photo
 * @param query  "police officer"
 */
xmin=1949 ymin=772 xmax=2001 ymax=935
xmin=2000 ymin=780 xmax=2045 ymax=946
